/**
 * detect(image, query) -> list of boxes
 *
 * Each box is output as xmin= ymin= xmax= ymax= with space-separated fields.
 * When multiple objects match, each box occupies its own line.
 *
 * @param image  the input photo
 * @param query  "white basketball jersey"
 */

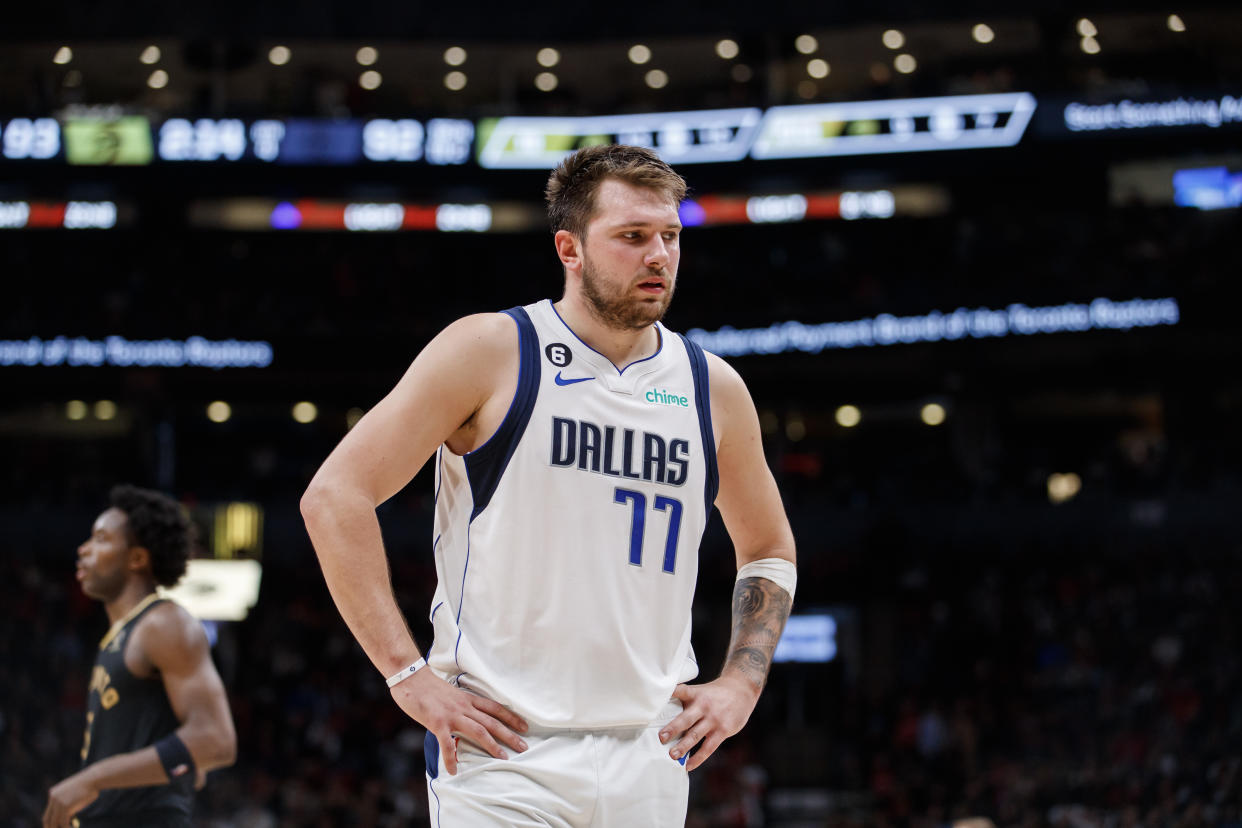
xmin=426 ymin=299 xmax=719 ymax=729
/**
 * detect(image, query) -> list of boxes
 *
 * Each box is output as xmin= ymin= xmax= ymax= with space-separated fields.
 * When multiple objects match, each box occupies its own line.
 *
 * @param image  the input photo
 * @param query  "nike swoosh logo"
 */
xmin=554 ymin=371 xmax=593 ymax=386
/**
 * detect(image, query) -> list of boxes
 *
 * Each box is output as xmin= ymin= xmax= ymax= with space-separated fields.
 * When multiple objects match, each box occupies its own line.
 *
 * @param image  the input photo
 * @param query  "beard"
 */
xmin=580 ymin=255 xmax=676 ymax=331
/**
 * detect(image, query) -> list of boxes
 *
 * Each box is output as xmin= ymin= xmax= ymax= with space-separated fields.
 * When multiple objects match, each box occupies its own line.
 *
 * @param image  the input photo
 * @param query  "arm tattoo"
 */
xmin=722 ymin=577 xmax=792 ymax=693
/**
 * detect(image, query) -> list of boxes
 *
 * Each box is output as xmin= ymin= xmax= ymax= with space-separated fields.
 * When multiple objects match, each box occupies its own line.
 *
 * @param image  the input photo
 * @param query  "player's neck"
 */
xmin=553 ymin=296 xmax=659 ymax=369
xmin=104 ymin=579 xmax=158 ymax=625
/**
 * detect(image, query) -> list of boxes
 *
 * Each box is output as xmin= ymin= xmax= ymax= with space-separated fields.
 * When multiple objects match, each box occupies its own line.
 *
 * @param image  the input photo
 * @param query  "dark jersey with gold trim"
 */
xmin=76 ymin=596 xmax=193 ymax=825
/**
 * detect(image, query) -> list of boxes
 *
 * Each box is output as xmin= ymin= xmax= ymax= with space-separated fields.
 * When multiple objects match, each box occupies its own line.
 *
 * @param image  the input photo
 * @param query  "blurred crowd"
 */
xmin=3 ymin=500 xmax=1240 ymax=826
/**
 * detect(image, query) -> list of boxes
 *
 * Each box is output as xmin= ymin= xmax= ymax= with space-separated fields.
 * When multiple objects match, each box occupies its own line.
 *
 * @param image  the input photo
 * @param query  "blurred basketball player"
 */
xmin=303 ymin=144 xmax=796 ymax=826
xmin=44 ymin=485 xmax=236 ymax=828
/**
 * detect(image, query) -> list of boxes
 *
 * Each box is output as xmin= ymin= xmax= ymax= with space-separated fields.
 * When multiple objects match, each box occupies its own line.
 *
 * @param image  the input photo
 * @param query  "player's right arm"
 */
xmin=300 ymin=312 xmax=528 ymax=774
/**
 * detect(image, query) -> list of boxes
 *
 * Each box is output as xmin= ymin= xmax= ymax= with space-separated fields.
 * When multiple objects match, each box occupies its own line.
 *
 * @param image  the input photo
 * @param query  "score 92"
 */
xmin=362 ymin=119 xmax=425 ymax=162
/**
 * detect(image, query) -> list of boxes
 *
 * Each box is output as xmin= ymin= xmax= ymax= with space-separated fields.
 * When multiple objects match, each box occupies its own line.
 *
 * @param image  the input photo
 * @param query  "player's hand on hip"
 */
xmin=43 ymin=773 xmax=99 ymax=828
xmin=660 ymin=676 xmax=760 ymax=772
xmin=390 ymin=666 xmax=529 ymax=775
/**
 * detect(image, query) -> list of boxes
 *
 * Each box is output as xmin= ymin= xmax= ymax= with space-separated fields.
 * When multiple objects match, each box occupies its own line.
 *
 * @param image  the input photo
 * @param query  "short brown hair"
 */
xmin=545 ymin=144 xmax=687 ymax=239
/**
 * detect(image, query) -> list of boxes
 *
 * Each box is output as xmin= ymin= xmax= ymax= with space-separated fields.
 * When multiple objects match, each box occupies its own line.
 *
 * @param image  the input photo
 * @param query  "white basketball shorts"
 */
xmin=424 ymin=701 xmax=688 ymax=827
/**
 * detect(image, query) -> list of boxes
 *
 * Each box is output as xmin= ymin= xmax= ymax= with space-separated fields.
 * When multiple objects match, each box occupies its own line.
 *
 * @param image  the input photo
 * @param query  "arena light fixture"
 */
xmin=66 ymin=400 xmax=87 ymax=421
xmin=444 ymin=46 xmax=467 ymax=66
xmin=795 ymin=34 xmax=818 ymax=54
xmin=359 ymin=70 xmax=382 ymax=90
xmin=53 ymin=46 xmax=73 ymax=65
xmin=268 ymin=45 xmax=291 ymax=65
xmin=1167 ymin=14 xmax=1186 ymax=32
xmin=731 ymin=63 xmax=753 ymax=82
xmin=628 ymin=44 xmax=652 ymax=64
xmin=1047 ymin=472 xmax=1082 ymax=503
xmin=147 ymin=69 xmax=169 ymax=89
xmin=715 ymin=39 xmax=739 ymax=60
xmin=920 ymin=403 xmax=946 ymax=426
xmin=444 ymin=71 xmax=467 ymax=91
xmin=835 ymin=405 xmax=861 ymax=428
xmin=797 ymin=81 xmax=817 ymax=100
xmin=882 ymin=29 xmax=905 ymax=49
xmin=1080 ymin=36 xmax=1101 ymax=54
xmin=207 ymin=401 xmax=231 ymax=423
xmin=807 ymin=58 xmax=829 ymax=78
xmin=785 ymin=417 xmax=806 ymax=441
xmin=536 ymin=47 xmax=560 ymax=67
xmin=94 ymin=400 xmax=117 ymax=421
xmin=292 ymin=401 xmax=318 ymax=424
xmin=894 ymin=54 xmax=917 ymax=73
xmin=140 ymin=45 xmax=161 ymax=65
xmin=356 ymin=46 xmax=378 ymax=66
xmin=535 ymin=72 xmax=558 ymax=92
xmin=346 ymin=407 xmax=365 ymax=430
xmin=644 ymin=69 xmax=668 ymax=89
xmin=1077 ymin=18 xmax=1098 ymax=37
xmin=972 ymin=24 xmax=995 ymax=43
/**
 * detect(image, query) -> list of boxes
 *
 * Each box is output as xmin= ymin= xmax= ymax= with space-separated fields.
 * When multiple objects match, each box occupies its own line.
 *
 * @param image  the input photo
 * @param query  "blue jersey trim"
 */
xmin=433 ymin=446 xmax=443 ymax=506
xmin=464 ymin=306 xmax=541 ymax=519
xmin=679 ymin=333 xmax=719 ymax=511
xmin=454 ymin=306 xmax=540 ymax=679
xmin=549 ymin=300 xmax=664 ymax=376
xmin=453 ymin=530 xmax=470 ymax=669
xmin=429 ymin=777 xmax=442 ymax=827
xmin=424 ymin=730 xmax=440 ymax=781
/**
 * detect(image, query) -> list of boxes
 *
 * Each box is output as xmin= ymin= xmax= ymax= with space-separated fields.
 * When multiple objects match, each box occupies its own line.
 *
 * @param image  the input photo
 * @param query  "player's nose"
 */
xmin=644 ymin=237 xmax=670 ymax=268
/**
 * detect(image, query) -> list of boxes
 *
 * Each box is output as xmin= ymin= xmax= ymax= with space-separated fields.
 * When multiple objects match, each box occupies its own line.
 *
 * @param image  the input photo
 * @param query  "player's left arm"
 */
xmin=43 ymin=604 xmax=236 ymax=827
xmin=661 ymin=352 xmax=796 ymax=771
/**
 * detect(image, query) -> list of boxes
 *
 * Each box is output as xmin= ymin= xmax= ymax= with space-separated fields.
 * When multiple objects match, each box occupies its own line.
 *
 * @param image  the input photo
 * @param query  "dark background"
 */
xmin=2 ymin=2 xmax=1241 ymax=826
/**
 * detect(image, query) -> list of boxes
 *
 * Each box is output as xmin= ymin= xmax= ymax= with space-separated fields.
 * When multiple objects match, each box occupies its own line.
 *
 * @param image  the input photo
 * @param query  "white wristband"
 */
xmin=736 ymin=557 xmax=797 ymax=600
xmin=385 ymin=658 xmax=427 ymax=688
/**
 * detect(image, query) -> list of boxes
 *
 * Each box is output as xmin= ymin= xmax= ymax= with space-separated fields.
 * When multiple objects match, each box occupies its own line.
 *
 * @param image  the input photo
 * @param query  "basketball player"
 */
xmin=44 ymin=485 xmax=236 ymax=828
xmin=302 ymin=144 xmax=796 ymax=826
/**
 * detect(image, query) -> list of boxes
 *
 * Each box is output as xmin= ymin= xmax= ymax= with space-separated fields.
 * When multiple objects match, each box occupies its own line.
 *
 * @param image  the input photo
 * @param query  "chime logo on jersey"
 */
xmin=550 ymin=416 xmax=690 ymax=486
xmin=644 ymin=387 xmax=689 ymax=408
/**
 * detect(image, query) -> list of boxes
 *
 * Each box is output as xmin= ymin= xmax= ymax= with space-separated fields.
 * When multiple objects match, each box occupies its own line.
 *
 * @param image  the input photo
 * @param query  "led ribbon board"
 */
xmin=750 ymin=92 xmax=1037 ymax=159
xmin=1 ymin=118 xmax=61 ymax=160
xmin=687 ymin=297 xmax=1179 ymax=357
xmin=0 ymin=201 xmax=118 ymax=229
xmin=63 ymin=116 xmax=154 ymax=165
xmin=477 ymin=108 xmax=763 ymax=168
xmin=1061 ymin=94 xmax=1242 ymax=133
xmin=0 ymin=337 xmax=273 ymax=369
xmin=163 ymin=559 xmax=263 ymax=622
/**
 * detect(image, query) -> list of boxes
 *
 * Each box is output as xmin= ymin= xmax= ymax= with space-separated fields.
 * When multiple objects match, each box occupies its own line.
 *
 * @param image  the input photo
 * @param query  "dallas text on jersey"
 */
xmin=549 ymin=417 xmax=691 ymax=486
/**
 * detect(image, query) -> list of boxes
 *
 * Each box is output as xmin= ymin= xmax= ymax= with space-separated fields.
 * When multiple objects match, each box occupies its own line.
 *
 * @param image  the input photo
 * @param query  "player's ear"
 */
xmin=127 ymin=545 xmax=152 ymax=574
xmin=554 ymin=229 xmax=583 ymax=274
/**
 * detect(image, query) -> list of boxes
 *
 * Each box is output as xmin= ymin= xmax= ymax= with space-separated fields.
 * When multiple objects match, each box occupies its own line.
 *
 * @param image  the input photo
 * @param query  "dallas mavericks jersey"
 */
xmin=427 ymin=299 xmax=719 ymax=729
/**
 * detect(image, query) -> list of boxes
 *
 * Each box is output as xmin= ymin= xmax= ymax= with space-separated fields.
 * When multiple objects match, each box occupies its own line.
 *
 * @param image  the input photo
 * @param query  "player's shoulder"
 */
xmin=701 ymin=349 xmax=747 ymax=396
xmin=432 ymin=311 xmax=522 ymax=358
xmin=134 ymin=599 xmax=209 ymax=661
xmin=697 ymin=349 xmax=756 ymax=440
